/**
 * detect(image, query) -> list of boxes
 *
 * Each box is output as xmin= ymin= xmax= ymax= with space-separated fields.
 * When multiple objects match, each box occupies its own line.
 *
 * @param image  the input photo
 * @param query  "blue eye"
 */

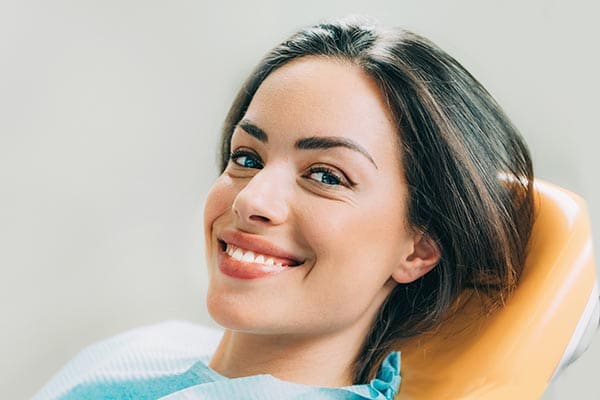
xmin=230 ymin=150 xmax=262 ymax=169
xmin=306 ymin=167 xmax=345 ymax=186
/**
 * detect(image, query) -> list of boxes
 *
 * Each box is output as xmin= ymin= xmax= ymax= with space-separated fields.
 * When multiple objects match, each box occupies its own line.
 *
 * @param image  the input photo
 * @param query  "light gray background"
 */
xmin=1 ymin=1 xmax=598 ymax=398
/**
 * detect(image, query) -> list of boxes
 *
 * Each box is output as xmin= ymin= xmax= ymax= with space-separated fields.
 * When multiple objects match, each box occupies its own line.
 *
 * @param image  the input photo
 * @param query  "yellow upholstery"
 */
xmin=397 ymin=180 xmax=598 ymax=399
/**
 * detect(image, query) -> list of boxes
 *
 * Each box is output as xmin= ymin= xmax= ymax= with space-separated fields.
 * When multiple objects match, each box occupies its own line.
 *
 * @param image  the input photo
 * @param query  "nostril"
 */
xmin=232 ymin=188 xmax=288 ymax=225
xmin=250 ymin=215 xmax=270 ymax=223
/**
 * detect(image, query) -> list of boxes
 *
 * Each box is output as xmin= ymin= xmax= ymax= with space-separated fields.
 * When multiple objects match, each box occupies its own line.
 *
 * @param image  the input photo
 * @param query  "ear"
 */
xmin=391 ymin=231 xmax=441 ymax=284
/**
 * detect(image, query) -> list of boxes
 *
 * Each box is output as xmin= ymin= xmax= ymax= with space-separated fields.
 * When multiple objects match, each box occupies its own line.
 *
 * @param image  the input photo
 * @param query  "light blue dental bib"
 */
xmin=33 ymin=321 xmax=400 ymax=400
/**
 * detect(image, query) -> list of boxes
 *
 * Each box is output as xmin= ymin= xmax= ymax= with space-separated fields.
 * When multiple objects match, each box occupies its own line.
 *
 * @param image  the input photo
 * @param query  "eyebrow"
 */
xmin=238 ymin=120 xmax=268 ymax=143
xmin=237 ymin=119 xmax=378 ymax=169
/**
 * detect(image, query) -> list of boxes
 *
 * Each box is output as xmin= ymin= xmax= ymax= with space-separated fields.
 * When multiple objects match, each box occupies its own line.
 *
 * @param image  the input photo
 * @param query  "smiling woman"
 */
xmin=34 ymin=15 xmax=534 ymax=400
xmin=204 ymin=56 xmax=429 ymax=388
xmin=207 ymin=16 xmax=534 ymax=388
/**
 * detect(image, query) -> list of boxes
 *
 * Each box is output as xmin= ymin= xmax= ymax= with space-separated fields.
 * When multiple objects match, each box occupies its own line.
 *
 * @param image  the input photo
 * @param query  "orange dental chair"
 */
xmin=397 ymin=179 xmax=599 ymax=399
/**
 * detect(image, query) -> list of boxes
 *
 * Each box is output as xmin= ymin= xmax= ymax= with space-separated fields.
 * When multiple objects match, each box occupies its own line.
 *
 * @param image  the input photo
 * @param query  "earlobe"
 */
xmin=392 ymin=232 xmax=441 ymax=284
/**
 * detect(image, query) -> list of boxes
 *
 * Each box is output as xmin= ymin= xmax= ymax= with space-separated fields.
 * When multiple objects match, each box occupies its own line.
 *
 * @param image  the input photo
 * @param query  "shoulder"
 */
xmin=33 ymin=320 xmax=223 ymax=400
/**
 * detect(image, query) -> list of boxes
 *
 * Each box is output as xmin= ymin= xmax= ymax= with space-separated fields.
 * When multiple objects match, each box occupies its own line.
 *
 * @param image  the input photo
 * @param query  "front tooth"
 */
xmin=255 ymin=255 xmax=265 ymax=264
xmin=242 ymin=251 xmax=255 ymax=262
xmin=232 ymin=248 xmax=243 ymax=261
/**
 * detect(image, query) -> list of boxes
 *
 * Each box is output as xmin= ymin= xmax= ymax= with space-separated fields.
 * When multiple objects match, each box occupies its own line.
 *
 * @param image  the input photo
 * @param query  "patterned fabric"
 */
xmin=33 ymin=321 xmax=400 ymax=400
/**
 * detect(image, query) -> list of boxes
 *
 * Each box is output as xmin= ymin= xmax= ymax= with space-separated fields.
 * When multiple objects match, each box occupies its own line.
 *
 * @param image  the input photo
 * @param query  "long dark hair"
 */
xmin=218 ymin=16 xmax=535 ymax=385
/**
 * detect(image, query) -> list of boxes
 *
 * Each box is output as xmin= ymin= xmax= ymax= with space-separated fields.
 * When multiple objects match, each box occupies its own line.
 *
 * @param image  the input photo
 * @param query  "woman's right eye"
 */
xmin=229 ymin=150 xmax=263 ymax=169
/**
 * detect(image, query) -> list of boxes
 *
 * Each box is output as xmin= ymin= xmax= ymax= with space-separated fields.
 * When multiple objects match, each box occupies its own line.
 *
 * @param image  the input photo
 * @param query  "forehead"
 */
xmin=243 ymin=56 xmax=398 ymax=156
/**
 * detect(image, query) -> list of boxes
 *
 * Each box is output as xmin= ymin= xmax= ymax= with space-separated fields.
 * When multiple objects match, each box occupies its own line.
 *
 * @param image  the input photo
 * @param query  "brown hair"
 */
xmin=217 ymin=16 xmax=535 ymax=384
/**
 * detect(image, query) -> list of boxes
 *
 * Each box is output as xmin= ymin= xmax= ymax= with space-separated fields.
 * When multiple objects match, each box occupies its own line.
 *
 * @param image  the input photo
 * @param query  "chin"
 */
xmin=206 ymin=287 xmax=264 ymax=332
xmin=207 ymin=288 xmax=307 ymax=335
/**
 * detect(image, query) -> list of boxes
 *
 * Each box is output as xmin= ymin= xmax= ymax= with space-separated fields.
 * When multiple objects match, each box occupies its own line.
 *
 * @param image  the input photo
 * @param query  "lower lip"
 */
xmin=217 ymin=249 xmax=297 ymax=280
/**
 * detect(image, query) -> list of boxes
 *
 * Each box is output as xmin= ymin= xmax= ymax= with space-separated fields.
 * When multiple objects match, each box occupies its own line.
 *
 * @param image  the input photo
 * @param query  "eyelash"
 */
xmin=228 ymin=149 xmax=353 ymax=188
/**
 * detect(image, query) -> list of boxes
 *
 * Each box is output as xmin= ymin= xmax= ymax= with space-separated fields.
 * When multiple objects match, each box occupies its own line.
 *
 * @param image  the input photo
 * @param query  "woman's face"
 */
xmin=204 ymin=56 xmax=427 ymax=337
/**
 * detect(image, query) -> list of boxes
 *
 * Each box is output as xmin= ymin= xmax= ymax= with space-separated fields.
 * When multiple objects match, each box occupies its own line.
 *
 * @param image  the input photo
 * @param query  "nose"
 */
xmin=232 ymin=166 xmax=291 ymax=227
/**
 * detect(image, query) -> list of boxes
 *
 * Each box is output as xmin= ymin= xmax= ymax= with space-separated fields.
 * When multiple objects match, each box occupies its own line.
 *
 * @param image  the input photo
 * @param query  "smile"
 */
xmin=216 ymin=231 xmax=305 ymax=280
xmin=225 ymin=244 xmax=287 ymax=267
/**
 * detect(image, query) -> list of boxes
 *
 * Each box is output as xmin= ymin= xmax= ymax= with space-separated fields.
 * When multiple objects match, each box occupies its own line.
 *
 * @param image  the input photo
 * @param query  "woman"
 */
xmin=34 ymin=15 xmax=534 ymax=400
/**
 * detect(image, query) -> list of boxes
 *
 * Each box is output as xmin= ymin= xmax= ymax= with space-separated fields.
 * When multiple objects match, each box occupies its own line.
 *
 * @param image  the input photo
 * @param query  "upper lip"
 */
xmin=218 ymin=229 xmax=304 ymax=266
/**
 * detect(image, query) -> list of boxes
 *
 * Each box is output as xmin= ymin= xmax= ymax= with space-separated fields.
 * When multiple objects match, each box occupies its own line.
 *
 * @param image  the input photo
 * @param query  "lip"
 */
xmin=217 ymin=251 xmax=291 ymax=279
xmin=218 ymin=229 xmax=304 ymax=266
xmin=216 ymin=229 xmax=305 ymax=280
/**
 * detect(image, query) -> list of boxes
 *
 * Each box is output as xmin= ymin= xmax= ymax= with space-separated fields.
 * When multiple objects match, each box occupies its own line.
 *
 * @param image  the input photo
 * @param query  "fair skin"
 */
xmin=203 ymin=56 xmax=440 ymax=387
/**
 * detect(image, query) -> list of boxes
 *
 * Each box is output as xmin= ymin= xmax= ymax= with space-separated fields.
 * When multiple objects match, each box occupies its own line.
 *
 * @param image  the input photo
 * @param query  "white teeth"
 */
xmin=225 ymin=244 xmax=288 ymax=267
xmin=241 ymin=251 xmax=255 ymax=262
xmin=232 ymin=248 xmax=243 ymax=260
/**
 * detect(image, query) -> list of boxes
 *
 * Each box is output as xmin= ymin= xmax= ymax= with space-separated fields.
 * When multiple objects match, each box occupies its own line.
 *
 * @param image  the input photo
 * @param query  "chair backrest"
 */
xmin=397 ymin=179 xmax=599 ymax=399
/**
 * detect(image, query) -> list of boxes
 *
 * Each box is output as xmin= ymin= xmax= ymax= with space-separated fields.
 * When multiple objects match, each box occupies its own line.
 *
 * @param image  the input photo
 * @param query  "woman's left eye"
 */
xmin=305 ymin=167 xmax=349 ymax=187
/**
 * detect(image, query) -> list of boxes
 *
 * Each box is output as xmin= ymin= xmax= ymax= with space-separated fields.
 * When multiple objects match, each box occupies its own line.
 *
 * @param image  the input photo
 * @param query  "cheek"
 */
xmin=306 ymin=198 xmax=408 ymax=274
xmin=302 ymin=192 xmax=412 ymax=300
xmin=297 ymin=200 xmax=408 ymax=318
xmin=203 ymin=174 xmax=236 ymax=236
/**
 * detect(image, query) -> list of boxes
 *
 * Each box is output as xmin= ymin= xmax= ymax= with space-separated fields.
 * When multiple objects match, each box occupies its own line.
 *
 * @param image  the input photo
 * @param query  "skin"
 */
xmin=203 ymin=56 xmax=440 ymax=387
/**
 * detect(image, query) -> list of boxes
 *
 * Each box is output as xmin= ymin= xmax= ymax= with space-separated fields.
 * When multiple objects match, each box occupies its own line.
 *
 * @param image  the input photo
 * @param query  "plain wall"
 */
xmin=1 ymin=0 xmax=598 ymax=398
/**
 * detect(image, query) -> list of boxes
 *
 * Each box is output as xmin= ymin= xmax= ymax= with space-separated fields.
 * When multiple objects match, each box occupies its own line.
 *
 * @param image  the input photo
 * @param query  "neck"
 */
xmin=208 ymin=323 xmax=371 ymax=387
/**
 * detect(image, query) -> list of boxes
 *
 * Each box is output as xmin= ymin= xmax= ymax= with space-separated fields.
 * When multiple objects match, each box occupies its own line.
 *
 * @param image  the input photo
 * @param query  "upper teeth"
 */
xmin=226 ymin=244 xmax=283 ymax=267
